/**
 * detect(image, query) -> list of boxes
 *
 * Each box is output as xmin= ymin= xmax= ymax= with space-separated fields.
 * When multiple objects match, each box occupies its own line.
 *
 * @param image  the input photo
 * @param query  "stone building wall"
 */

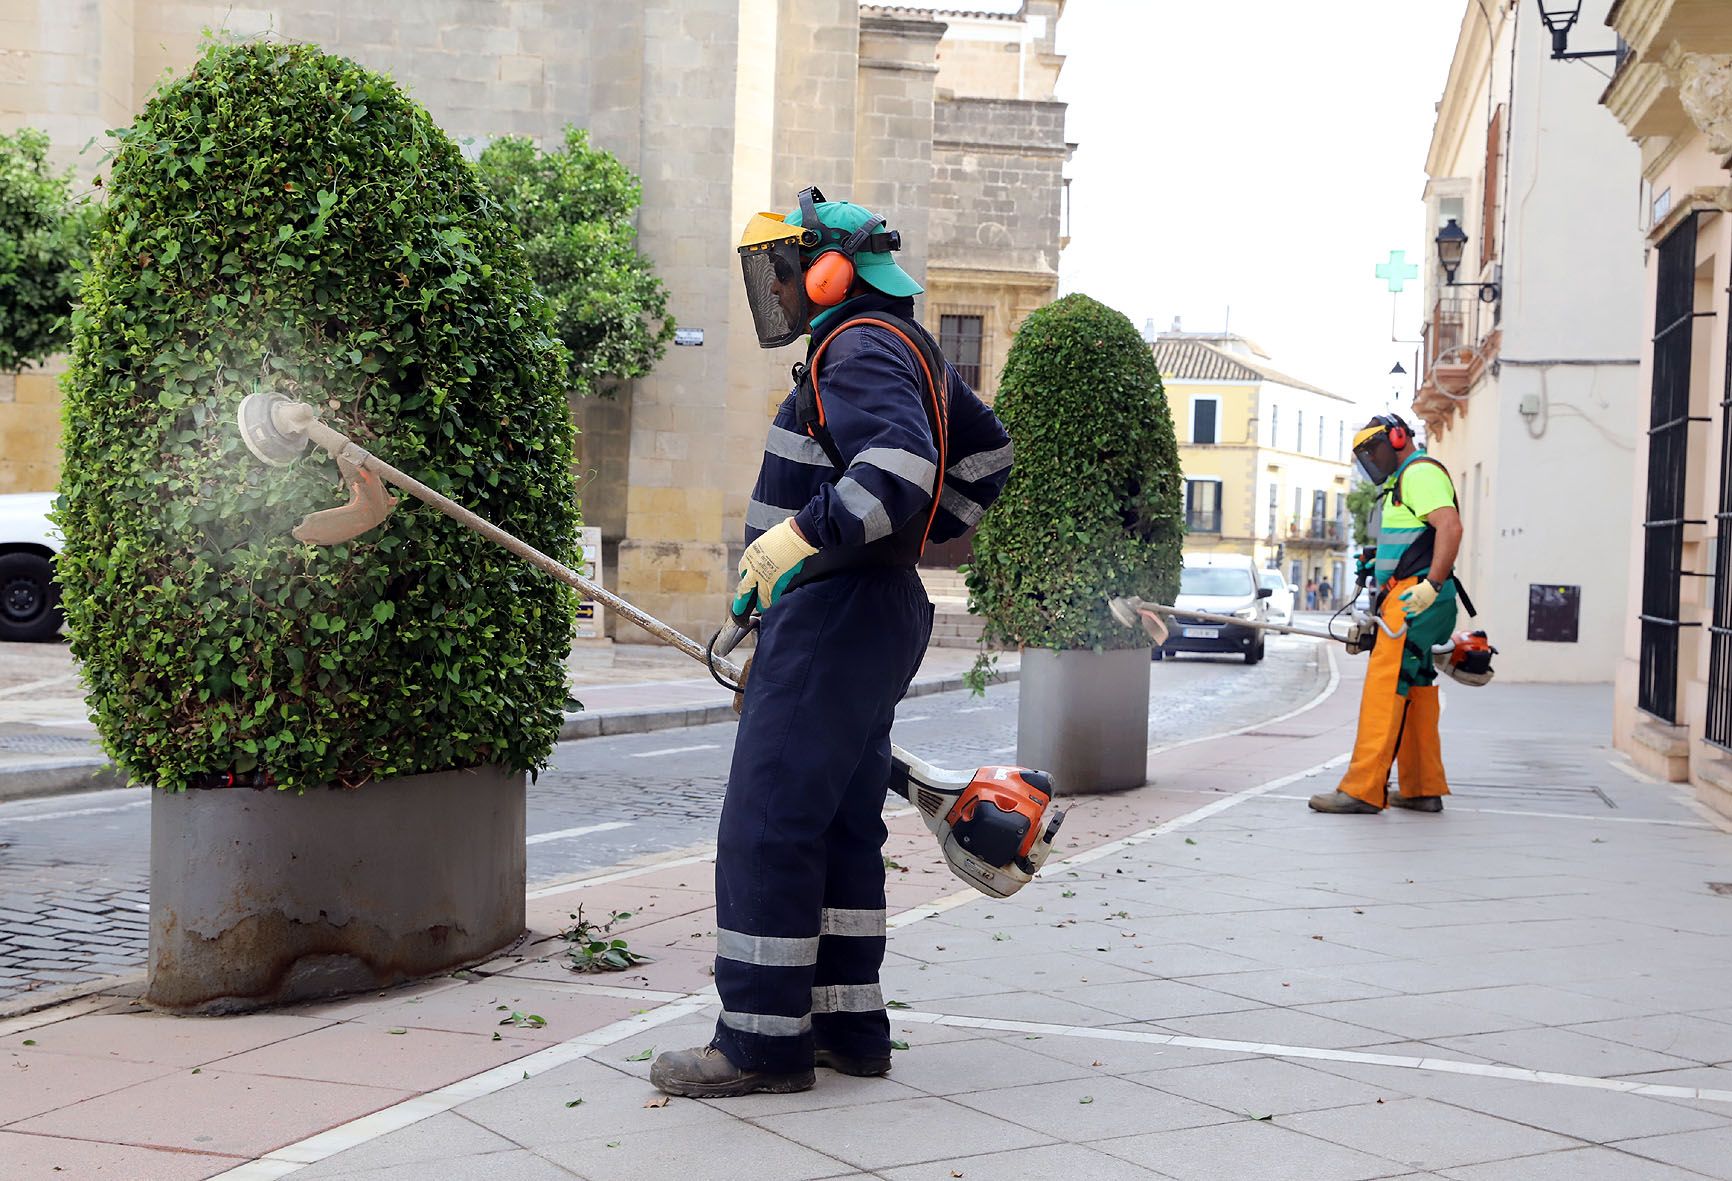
xmin=0 ymin=0 xmax=1071 ymax=633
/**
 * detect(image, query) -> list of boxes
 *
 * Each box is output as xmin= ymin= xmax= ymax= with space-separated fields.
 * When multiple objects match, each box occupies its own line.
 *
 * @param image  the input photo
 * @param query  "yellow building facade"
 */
xmin=1153 ymin=332 xmax=1356 ymax=598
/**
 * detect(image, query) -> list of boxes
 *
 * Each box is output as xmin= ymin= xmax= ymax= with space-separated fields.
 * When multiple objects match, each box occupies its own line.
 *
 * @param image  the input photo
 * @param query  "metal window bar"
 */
xmin=1640 ymin=213 xmax=1702 ymax=723
xmin=1709 ymin=270 xmax=1732 ymax=749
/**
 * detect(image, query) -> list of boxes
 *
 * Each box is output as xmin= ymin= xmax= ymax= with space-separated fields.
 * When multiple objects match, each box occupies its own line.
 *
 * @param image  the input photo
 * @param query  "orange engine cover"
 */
xmin=945 ymin=766 xmax=1054 ymax=861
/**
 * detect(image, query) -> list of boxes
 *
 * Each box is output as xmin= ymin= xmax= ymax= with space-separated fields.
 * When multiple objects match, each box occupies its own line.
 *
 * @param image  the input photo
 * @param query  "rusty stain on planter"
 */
xmin=148 ymin=765 xmax=526 ymax=1014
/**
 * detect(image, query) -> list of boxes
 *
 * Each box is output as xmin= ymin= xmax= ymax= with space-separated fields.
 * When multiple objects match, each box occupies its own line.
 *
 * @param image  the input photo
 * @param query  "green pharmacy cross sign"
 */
xmin=1375 ymin=250 xmax=1419 ymax=293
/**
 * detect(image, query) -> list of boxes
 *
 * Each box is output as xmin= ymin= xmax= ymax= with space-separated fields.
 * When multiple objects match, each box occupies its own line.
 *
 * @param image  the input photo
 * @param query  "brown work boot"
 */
xmin=1307 ymin=790 xmax=1381 ymax=814
xmin=1389 ymin=792 xmax=1443 ymax=813
xmin=649 ymin=1043 xmax=815 ymax=1098
xmin=815 ymin=1047 xmax=892 ymax=1077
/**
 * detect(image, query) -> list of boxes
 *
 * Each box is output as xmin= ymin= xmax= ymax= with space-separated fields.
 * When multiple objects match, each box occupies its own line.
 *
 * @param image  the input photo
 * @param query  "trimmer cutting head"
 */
xmin=237 ymin=391 xmax=310 ymax=467
xmin=1107 ymin=595 xmax=1142 ymax=629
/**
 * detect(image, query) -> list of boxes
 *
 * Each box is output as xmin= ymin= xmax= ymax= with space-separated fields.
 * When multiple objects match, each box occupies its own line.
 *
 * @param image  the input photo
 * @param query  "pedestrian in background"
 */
xmin=1305 ymin=579 xmax=1317 ymax=611
xmin=1319 ymin=577 xmax=1333 ymax=610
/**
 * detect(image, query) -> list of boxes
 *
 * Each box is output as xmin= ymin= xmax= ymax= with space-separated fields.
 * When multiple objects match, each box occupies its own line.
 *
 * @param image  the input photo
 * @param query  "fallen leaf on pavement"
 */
xmin=387 ymin=1028 xmax=407 ymax=1035
xmin=891 ymin=1039 xmax=910 ymax=1050
xmin=627 ymin=1047 xmax=654 ymax=1062
xmin=566 ymin=1099 xmax=584 ymax=1108
xmin=644 ymin=1095 xmax=670 ymax=1109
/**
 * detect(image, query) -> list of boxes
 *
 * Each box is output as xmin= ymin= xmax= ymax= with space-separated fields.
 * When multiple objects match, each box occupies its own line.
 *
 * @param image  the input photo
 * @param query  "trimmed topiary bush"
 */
xmin=474 ymin=128 xmax=673 ymax=399
xmin=0 ymin=127 xmax=97 ymax=371
xmin=966 ymin=293 xmax=1183 ymax=652
xmin=56 ymin=41 xmax=578 ymax=791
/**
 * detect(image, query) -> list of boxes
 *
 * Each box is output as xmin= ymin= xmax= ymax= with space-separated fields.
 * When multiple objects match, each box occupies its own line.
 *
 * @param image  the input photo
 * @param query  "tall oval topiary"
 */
xmin=57 ymin=41 xmax=578 ymax=792
xmin=967 ymin=293 xmax=1183 ymax=652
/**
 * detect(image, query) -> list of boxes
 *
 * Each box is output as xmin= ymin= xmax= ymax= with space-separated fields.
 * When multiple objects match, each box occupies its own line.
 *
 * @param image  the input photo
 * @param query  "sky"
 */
xmin=1050 ymin=0 xmax=1468 ymax=415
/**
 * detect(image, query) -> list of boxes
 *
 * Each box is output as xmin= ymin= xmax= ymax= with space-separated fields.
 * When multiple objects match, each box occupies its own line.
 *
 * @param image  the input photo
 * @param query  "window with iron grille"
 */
xmin=1709 ymin=270 xmax=1732 ymax=747
xmin=1640 ymin=214 xmax=1703 ymax=723
xmin=939 ymin=314 xmax=983 ymax=389
xmin=1185 ymin=479 xmax=1222 ymax=534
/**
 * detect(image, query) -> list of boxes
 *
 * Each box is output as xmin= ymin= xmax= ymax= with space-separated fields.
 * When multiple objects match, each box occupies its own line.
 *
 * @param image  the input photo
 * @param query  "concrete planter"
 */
xmin=148 ymin=765 xmax=525 ymax=1013
xmin=1017 ymin=645 xmax=1151 ymax=795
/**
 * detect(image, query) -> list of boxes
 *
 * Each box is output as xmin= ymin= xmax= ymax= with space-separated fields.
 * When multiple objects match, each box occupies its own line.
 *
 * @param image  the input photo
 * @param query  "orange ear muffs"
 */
xmin=1388 ymin=422 xmax=1409 ymax=450
xmin=805 ymin=250 xmax=854 ymax=307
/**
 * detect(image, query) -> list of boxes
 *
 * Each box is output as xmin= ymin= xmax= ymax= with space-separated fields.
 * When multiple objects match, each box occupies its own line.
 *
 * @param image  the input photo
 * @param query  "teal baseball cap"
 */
xmin=785 ymin=195 xmax=924 ymax=298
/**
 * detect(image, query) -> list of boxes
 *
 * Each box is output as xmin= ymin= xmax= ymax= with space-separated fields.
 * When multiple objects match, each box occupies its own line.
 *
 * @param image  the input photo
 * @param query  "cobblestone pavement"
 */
xmin=0 ymin=637 xmax=1328 ymax=1009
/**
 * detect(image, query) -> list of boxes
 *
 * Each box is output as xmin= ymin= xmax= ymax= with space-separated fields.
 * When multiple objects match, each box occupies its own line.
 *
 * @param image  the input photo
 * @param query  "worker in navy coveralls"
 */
xmin=651 ymin=188 xmax=1012 ymax=1097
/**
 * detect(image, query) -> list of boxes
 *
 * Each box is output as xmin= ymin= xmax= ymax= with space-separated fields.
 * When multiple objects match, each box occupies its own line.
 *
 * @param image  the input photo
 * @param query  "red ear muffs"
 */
xmin=805 ymin=250 xmax=854 ymax=306
xmin=1388 ymin=423 xmax=1409 ymax=450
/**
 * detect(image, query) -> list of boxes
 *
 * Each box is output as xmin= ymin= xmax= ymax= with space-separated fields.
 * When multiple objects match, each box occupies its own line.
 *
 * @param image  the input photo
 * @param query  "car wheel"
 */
xmin=1244 ymin=637 xmax=1265 ymax=665
xmin=0 ymin=552 xmax=63 ymax=643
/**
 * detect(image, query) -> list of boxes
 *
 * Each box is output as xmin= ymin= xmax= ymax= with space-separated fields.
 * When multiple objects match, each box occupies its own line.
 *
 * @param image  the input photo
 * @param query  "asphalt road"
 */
xmin=0 ymin=635 xmax=1329 ymax=1007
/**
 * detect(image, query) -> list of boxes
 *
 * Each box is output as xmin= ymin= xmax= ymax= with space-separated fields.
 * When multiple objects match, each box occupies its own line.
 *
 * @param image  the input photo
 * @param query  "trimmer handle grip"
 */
xmin=712 ymin=617 xmax=754 ymax=660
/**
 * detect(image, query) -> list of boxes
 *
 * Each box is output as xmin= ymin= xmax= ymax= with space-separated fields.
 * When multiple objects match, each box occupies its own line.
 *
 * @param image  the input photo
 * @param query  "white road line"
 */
xmin=896 ymin=715 xmax=932 ymax=723
xmin=628 ymin=743 xmax=720 ymax=759
xmin=955 ymin=706 xmax=994 ymax=714
xmin=0 ymin=800 xmax=147 ymax=826
xmin=888 ymin=1010 xmax=1732 ymax=1106
xmin=208 ymin=996 xmax=717 ymax=1180
xmin=526 ymin=847 xmax=717 ymax=900
xmin=524 ymin=820 xmax=633 ymax=846
xmin=0 ymin=674 xmax=77 ymax=699
xmin=1254 ymin=793 xmax=1718 ymax=829
xmin=1145 ymin=643 xmax=1340 ymax=760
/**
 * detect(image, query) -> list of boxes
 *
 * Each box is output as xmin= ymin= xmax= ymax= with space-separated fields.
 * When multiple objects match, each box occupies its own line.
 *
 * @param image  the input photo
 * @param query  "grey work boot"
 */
xmin=1389 ymin=792 xmax=1443 ymax=813
xmin=815 ymin=1047 xmax=892 ymax=1077
xmin=649 ymin=1043 xmax=815 ymax=1098
xmin=1308 ymin=790 xmax=1381 ymax=814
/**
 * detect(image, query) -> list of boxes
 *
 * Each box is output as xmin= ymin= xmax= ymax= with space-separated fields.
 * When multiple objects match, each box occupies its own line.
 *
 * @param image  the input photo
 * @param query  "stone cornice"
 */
xmin=1426 ymin=2 xmax=1505 ymax=179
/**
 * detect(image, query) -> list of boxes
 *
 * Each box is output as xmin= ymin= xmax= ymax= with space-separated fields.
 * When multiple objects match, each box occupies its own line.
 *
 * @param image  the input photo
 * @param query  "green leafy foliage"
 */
xmin=474 ymin=128 xmax=672 ymax=399
xmin=56 ymin=41 xmax=577 ymax=791
xmin=1346 ymin=479 xmax=1378 ymax=548
xmin=0 ymin=128 xmax=98 ymax=371
xmin=966 ymin=294 xmax=1183 ymax=652
xmin=562 ymin=905 xmax=650 ymax=973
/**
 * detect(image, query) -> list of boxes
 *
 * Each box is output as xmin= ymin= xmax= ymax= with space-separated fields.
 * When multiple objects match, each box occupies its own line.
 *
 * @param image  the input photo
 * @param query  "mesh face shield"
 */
xmin=738 ymin=239 xmax=809 ymax=349
xmin=1352 ymin=429 xmax=1395 ymax=485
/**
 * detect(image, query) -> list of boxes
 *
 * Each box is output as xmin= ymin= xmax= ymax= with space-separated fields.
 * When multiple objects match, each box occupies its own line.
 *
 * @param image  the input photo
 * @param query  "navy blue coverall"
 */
xmin=714 ymin=291 xmax=1012 ymax=1073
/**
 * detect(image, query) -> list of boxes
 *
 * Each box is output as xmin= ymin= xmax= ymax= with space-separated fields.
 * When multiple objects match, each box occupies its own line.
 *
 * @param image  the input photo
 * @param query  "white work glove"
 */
xmin=731 ymin=518 xmax=818 ymax=620
xmin=1396 ymin=578 xmax=1441 ymax=619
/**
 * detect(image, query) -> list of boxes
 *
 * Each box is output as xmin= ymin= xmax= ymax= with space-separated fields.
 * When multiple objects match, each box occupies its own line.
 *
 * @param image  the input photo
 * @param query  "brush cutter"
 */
xmin=1106 ymin=596 xmax=1496 ymax=685
xmin=237 ymin=393 xmax=1063 ymax=898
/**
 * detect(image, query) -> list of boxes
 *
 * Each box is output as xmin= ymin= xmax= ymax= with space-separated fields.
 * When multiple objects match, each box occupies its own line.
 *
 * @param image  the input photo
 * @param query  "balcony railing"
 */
xmin=1185 ymin=509 xmax=1223 ymax=534
xmin=1285 ymin=517 xmax=1347 ymax=546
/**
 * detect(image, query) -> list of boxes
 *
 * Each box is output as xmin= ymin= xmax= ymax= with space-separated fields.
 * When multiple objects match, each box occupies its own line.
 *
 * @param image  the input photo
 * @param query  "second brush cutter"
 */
xmin=236 ymin=392 xmax=1064 ymax=898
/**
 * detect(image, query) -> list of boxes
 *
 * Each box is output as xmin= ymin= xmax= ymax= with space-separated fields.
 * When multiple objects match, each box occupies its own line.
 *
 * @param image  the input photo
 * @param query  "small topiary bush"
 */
xmin=0 ymin=127 xmax=97 ymax=370
xmin=966 ymin=293 xmax=1183 ymax=652
xmin=474 ymin=128 xmax=673 ymax=399
xmin=57 ymin=40 xmax=578 ymax=791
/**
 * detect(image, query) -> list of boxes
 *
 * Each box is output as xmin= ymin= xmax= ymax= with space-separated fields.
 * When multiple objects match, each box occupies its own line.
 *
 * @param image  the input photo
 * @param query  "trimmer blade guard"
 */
xmin=291 ymin=456 xmax=398 ymax=546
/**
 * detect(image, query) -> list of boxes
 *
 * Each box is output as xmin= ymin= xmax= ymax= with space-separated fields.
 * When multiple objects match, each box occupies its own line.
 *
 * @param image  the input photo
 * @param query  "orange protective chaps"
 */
xmin=1337 ymin=578 xmax=1451 ymax=808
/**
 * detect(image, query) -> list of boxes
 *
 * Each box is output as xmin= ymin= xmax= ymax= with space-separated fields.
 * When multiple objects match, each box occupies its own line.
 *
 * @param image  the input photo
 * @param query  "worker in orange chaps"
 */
xmin=1310 ymin=415 xmax=1463 ymax=815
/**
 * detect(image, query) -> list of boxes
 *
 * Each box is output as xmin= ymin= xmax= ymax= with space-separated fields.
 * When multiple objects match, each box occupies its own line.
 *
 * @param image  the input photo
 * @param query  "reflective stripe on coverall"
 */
xmin=1336 ymin=575 xmax=1458 ymax=808
xmin=712 ymin=566 xmax=933 ymax=1073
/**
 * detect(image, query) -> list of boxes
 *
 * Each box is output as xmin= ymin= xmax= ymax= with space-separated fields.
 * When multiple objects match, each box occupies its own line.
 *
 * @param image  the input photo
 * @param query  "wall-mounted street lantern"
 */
xmin=1435 ymin=218 xmax=1500 ymax=302
xmin=1534 ymin=1 xmax=1620 ymax=62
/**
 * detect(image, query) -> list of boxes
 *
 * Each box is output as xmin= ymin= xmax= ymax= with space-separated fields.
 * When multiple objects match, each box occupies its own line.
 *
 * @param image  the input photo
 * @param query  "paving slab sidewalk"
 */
xmin=0 ymin=641 xmax=1018 ymax=803
xmin=9 ymin=650 xmax=1730 ymax=1179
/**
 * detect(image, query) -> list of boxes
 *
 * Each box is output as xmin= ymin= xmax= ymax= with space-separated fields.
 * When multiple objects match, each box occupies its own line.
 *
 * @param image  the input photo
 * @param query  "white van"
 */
xmin=1155 ymin=552 xmax=1271 ymax=665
